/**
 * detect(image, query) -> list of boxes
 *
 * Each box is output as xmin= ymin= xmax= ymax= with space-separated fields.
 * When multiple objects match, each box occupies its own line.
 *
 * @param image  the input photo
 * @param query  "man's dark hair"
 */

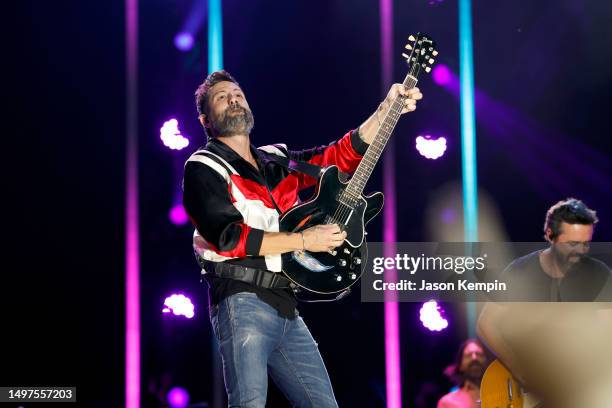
xmin=443 ymin=338 xmax=489 ymax=386
xmin=544 ymin=198 xmax=598 ymax=241
xmin=194 ymin=70 xmax=240 ymax=117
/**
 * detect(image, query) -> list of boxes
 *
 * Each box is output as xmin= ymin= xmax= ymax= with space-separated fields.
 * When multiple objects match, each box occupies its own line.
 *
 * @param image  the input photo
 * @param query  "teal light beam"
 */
xmin=207 ymin=1 xmax=225 ymax=406
xmin=208 ymin=0 xmax=223 ymax=73
xmin=459 ymin=0 xmax=478 ymax=337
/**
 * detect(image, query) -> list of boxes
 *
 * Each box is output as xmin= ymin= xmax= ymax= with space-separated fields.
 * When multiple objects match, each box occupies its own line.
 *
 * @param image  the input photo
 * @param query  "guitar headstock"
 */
xmin=402 ymin=33 xmax=438 ymax=76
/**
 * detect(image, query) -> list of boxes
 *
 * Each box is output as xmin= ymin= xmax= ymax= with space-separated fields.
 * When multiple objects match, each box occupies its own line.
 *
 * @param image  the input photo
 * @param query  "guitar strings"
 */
xmin=332 ymin=41 xmax=431 ymax=227
xmin=331 ymin=97 xmax=405 ymax=226
xmin=329 ymin=62 xmax=420 ymax=236
xmin=330 ymin=90 xmax=409 ymax=226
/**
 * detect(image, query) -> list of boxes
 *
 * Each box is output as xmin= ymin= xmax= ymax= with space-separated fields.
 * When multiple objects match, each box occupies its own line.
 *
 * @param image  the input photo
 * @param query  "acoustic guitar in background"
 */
xmin=480 ymin=360 xmax=542 ymax=408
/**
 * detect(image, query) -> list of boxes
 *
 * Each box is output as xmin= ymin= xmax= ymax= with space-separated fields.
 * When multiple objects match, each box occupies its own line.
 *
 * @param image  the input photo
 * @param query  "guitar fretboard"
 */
xmin=341 ymin=74 xmax=419 ymax=205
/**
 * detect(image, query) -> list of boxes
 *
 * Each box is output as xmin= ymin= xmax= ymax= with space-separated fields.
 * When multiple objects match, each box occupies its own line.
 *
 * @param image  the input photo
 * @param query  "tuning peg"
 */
xmin=408 ymin=35 xmax=416 ymax=41
xmin=425 ymin=67 xmax=431 ymax=73
xmin=432 ymin=50 xmax=439 ymax=56
xmin=428 ymin=58 xmax=435 ymax=64
xmin=402 ymin=52 xmax=410 ymax=60
xmin=405 ymin=44 xmax=413 ymax=50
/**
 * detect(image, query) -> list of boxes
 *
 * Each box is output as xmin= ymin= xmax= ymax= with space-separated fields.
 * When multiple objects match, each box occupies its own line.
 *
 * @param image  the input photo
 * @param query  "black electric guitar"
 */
xmin=280 ymin=33 xmax=437 ymax=294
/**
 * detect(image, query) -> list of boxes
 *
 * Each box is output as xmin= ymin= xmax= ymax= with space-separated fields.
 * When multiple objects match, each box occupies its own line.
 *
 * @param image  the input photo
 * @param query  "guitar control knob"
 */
xmin=349 ymin=272 xmax=357 ymax=280
xmin=343 ymin=248 xmax=351 ymax=254
xmin=330 ymin=250 xmax=337 ymax=256
xmin=334 ymin=274 xmax=343 ymax=282
xmin=353 ymin=257 xmax=362 ymax=265
xmin=338 ymin=259 xmax=347 ymax=267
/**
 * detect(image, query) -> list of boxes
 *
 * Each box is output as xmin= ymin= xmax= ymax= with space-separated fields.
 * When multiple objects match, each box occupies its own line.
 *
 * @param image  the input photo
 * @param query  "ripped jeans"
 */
xmin=210 ymin=292 xmax=338 ymax=408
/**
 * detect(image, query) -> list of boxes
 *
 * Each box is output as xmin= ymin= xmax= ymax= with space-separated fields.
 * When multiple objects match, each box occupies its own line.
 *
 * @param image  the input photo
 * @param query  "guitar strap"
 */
xmin=265 ymin=154 xmax=323 ymax=178
xmin=263 ymin=153 xmax=349 ymax=182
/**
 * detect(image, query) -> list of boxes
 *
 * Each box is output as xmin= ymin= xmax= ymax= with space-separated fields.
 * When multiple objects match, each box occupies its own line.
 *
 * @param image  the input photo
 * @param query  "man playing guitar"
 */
xmin=183 ymin=69 xmax=422 ymax=407
xmin=477 ymin=198 xmax=612 ymax=408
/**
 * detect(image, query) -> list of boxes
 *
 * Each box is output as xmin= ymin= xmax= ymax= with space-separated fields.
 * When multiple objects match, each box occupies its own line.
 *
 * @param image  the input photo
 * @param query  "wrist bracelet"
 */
xmin=300 ymin=231 xmax=306 ymax=251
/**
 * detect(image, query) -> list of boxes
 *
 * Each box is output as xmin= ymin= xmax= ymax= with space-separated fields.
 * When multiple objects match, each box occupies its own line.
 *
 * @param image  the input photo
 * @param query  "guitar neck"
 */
xmin=345 ymin=73 xmax=419 ymax=198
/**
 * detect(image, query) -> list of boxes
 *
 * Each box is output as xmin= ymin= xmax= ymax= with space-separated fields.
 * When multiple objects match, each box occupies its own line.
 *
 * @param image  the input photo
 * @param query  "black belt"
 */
xmin=206 ymin=262 xmax=294 ymax=289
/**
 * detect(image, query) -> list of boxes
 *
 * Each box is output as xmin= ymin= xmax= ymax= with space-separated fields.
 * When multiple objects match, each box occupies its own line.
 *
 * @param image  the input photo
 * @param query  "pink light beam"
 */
xmin=125 ymin=0 xmax=140 ymax=405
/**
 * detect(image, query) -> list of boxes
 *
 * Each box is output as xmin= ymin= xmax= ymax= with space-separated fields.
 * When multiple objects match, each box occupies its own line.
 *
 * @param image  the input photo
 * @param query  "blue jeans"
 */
xmin=210 ymin=292 xmax=338 ymax=408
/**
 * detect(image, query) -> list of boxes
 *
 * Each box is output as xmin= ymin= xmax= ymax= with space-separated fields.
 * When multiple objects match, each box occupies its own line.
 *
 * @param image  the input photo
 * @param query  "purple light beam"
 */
xmin=125 ymin=0 xmax=140 ymax=405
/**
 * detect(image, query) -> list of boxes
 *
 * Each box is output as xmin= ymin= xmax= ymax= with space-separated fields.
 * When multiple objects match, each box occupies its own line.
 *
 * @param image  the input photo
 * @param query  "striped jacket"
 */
xmin=182 ymin=129 xmax=367 ymax=273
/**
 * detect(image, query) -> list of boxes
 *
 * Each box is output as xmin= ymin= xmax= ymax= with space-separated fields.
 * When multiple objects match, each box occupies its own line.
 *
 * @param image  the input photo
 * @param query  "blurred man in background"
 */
xmin=437 ymin=339 xmax=490 ymax=408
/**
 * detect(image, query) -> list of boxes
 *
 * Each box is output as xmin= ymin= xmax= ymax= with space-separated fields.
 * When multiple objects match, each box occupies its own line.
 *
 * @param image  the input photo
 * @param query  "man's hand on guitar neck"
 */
xmin=358 ymin=84 xmax=423 ymax=145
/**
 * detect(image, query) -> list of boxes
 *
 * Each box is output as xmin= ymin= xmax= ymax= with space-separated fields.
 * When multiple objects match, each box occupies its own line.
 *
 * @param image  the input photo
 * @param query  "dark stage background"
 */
xmin=6 ymin=0 xmax=612 ymax=407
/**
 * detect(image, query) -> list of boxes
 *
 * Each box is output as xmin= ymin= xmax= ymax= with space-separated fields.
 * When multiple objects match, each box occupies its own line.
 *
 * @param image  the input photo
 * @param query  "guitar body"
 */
xmin=480 ymin=360 xmax=542 ymax=408
xmin=280 ymin=165 xmax=383 ymax=293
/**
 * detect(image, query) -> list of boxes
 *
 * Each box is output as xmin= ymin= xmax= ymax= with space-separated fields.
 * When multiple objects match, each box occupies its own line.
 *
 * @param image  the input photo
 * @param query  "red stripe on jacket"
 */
xmin=229 ymin=175 xmax=276 ymax=209
xmin=206 ymin=223 xmax=252 ymax=258
xmin=298 ymin=131 xmax=363 ymax=189
xmin=270 ymin=176 xmax=299 ymax=213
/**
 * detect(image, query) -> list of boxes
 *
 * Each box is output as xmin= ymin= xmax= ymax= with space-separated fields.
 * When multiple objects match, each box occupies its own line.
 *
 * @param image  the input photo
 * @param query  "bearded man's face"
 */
xmin=205 ymin=81 xmax=254 ymax=137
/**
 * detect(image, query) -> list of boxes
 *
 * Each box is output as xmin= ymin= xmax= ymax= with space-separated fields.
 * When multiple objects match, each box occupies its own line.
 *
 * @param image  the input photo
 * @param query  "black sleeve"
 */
xmin=183 ymin=161 xmax=263 ymax=257
xmin=350 ymin=127 xmax=369 ymax=156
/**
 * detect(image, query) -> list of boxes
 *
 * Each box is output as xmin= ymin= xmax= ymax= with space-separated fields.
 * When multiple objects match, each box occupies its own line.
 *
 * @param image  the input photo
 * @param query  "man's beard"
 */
xmin=552 ymin=244 xmax=583 ymax=266
xmin=463 ymin=362 xmax=485 ymax=384
xmin=211 ymin=105 xmax=254 ymax=137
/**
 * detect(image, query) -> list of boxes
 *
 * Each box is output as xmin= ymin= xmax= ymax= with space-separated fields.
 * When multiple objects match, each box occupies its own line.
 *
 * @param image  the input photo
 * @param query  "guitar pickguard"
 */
xmin=291 ymin=250 xmax=334 ymax=272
